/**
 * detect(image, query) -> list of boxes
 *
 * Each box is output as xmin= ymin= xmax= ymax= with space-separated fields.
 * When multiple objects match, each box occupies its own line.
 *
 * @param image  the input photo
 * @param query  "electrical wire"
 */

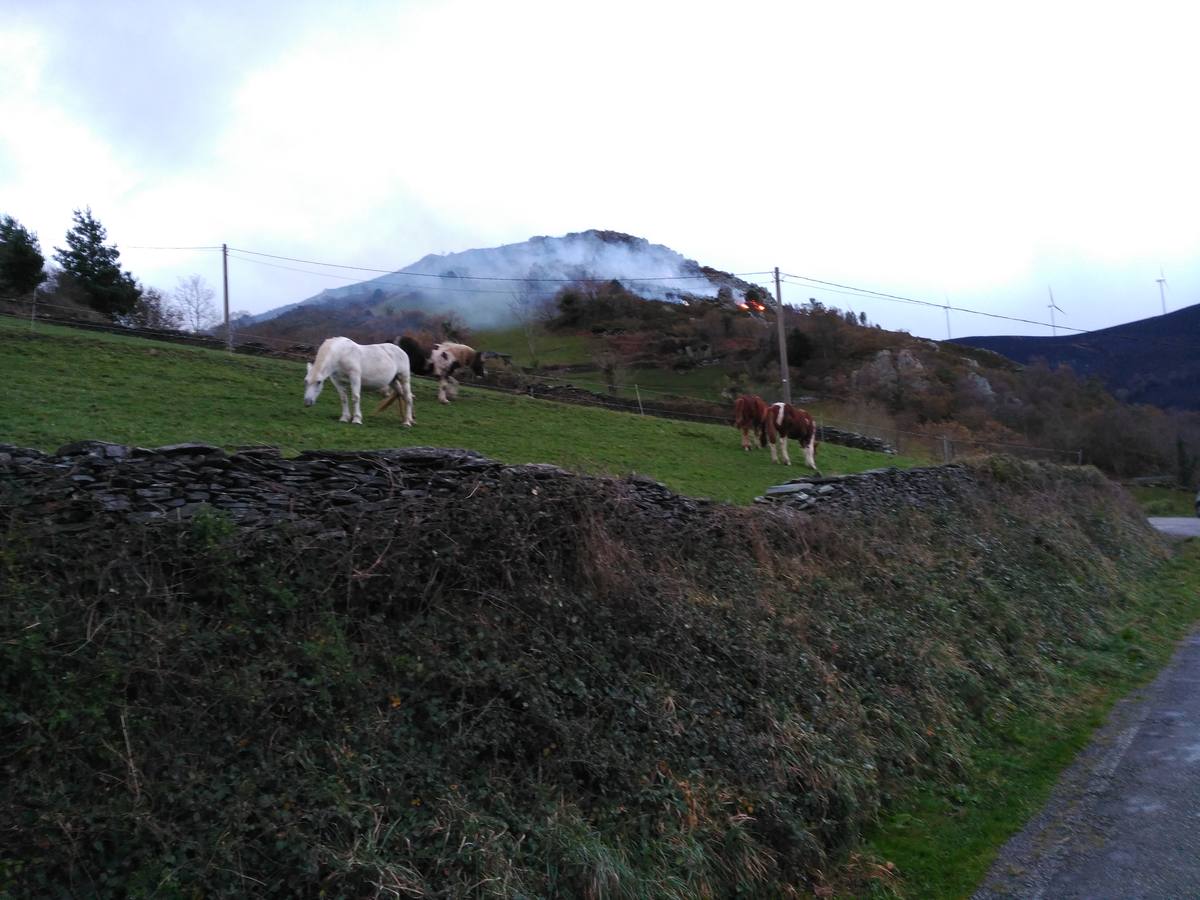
xmin=228 ymin=245 xmax=772 ymax=284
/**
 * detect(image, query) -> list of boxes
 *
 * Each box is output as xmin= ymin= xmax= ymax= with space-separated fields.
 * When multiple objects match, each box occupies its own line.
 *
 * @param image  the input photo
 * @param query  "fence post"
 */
xmin=634 ymin=385 xmax=645 ymax=415
xmin=1076 ymin=449 xmax=1083 ymax=465
xmin=942 ymin=434 xmax=952 ymax=463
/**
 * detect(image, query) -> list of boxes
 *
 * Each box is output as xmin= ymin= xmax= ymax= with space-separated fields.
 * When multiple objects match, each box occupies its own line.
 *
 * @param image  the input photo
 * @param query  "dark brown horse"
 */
xmin=733 ymin=394 xmax=770 ymax=451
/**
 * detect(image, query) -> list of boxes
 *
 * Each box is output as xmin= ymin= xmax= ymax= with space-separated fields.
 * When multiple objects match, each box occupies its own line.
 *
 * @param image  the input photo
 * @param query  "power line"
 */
xmin=227 ymin=245 xmax=771 ymax=284
xmin=780 ymin=273 xmax=1199 ymax=352
xmin=782 ymin=273 xmax=1090 ymax=334
xmin=109 ymin=242 xmax=1198 ymax=352
xmin=226 ymin=252 xmax=522 ymax=296
xmin=125 ymin=244 xmax=223 ymax=251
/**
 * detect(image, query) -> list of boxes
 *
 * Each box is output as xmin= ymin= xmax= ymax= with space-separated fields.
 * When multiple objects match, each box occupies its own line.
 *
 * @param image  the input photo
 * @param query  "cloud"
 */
xmin=3 ymin=0 xmax=1200 ymax=336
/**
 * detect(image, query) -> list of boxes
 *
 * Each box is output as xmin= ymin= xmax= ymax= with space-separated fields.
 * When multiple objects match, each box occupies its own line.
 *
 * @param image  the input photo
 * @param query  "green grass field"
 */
xmin=1127 ymin=484 xmax=1198 ymax=517
xmin=0 ymin=318 xmax=916 ymax=505
xmin=472 ymin=325 xmax=598 ymax=368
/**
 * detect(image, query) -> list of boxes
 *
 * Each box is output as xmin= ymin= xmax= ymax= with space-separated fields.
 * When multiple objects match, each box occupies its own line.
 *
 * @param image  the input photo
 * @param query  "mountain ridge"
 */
xmin=951 ymin=301 xmax=1200 ymax=411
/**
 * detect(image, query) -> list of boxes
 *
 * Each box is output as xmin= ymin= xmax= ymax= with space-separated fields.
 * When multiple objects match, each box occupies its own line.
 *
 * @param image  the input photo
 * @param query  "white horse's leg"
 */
xmin=804 ymin=433 xmax=817 ymax=471
xmin=781 ymin=435 xmax=791 ymax=466
xmin=331 ymin=374 xmax=351 ymax=422
xmin=391 ymin=375 xmax=414 ymax=427
xmin=437 ymin=376 xmax=449 ymax=404
xmin=350 ymin=372 xmax=363 ymax=424
xmin=767 ymin=436 xmax=778 ymax=464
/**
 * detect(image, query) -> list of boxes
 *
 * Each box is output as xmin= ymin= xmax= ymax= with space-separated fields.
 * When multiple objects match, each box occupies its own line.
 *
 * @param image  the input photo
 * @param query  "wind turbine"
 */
xmin=1156 ymin=267 xmax=1168 ymax=315
xmin=1047 ymin=287 xmax=1064 ymax=336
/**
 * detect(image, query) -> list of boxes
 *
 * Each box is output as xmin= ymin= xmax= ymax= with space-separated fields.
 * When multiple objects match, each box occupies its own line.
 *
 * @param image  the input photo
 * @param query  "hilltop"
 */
xmin=249 ymin=230 xmax=761 ymax=330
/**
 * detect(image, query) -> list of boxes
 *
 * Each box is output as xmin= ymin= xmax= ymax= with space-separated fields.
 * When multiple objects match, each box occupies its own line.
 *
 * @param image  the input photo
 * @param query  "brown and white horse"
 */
xmin=733 ymin=394 xmax=770 ymax=451
xmin=386 ymin=336 xmax=490 ymax=406
xmin=761 ymin=401 xmax=820 ymax=473
xmin=427 ymin=342 xmax=486 ymax=404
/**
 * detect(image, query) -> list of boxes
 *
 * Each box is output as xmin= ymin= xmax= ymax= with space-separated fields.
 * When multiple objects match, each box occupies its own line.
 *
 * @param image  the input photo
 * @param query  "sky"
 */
xmin=3 ymin=0 xmax=1199 ymax=340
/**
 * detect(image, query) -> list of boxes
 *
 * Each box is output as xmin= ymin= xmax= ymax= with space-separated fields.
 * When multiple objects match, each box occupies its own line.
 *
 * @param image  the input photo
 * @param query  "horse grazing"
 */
xmin=396 ymin=335 xmax=429 ymax=377
xmin=733 ymin=394 xmax=770 ymax=451
xmin=428 ymin=342 xmax=487 ymax=404
xmin=760 ymin=401 xmax=820 ymax=473
xmin=303 ymin=336 xmax=414 ymax=427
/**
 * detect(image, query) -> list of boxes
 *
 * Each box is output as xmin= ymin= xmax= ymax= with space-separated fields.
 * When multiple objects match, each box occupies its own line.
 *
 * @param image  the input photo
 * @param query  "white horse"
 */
xmin=303 ymin=336 xmax=414 ymax=427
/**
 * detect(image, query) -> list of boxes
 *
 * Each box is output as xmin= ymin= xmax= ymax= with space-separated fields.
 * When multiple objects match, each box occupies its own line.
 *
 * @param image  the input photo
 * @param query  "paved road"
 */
xmin=1150 ymin=517 xmax=1200 ymax=540
xmin=974 ymin=519 xmax=1200 ymax=900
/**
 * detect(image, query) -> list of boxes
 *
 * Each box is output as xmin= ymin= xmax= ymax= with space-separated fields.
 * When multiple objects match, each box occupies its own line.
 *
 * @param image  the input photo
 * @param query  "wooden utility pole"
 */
xmin=222 ymin=243 xmax=232 ymax=352
xmin=773 ymin=267 xmax=791 ymax=404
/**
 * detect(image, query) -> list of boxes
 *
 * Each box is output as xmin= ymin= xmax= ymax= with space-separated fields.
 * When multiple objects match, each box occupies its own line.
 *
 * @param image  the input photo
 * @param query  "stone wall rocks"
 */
xmin=0 ymin=441 xmax=715 ymax=535
xmin=758 ymin=463 xmax=977 ymax=516
xmin=1 ymin=441 xmax=960 ymax=537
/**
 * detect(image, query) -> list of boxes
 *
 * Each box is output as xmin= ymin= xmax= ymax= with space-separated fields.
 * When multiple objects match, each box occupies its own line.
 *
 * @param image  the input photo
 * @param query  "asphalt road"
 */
xmin=974 ymin=520 xmax=1199 ymax=899
xmin=1150 ymin=517 xmax=1200 ymax=540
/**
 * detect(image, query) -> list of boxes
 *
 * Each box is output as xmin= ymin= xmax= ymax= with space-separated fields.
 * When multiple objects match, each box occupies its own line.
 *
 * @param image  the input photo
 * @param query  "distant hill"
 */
xmin=249 ymin=230 xmax=760 ymax=329
xmin=951 ymin=302 xmax=1200 ymax=411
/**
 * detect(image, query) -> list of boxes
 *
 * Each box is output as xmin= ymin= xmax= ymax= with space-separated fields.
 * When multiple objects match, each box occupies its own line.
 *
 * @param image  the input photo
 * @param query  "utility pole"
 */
xmin=222 ymin=243 xmax=232 ymax=352
xmin=943 ymin=294 xmax=952 ymax=340
xmin=773 ymin=267 xmax=791 ymax=404
xmin=1156 ymin=268 xmax=1168 ymax=315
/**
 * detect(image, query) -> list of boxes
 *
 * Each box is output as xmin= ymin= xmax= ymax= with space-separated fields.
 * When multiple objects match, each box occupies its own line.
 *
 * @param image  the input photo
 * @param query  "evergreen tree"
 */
xmin=53 ymin=208 xmax=140 ymax=317
xmin=0 ymin=215 xmax=48 ymax=298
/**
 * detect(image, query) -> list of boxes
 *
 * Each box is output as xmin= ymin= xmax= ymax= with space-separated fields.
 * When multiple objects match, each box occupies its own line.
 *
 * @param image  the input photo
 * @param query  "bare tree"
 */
xmin=509 ymin=274 xmax=557 ymax=368
xmin=117 ymin=286 xmax=184 ymax=331
xmin=174 ymin=274 xmax=217 ymax=333
xmin=509 ymin=288 xmax=542 ymax=367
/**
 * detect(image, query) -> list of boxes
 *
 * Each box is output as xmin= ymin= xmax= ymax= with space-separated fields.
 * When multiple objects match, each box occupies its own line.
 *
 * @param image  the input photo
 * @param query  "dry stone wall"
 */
xmin=0 ymin=441 xmax=714 ymax=536
xmin=1 ymin=441 xmax=973 ymax=544
xmin=758 ymin=463 xmax=979 ymax=516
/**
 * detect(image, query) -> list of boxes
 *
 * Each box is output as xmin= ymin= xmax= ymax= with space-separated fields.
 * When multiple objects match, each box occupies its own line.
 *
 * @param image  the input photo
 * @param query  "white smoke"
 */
xmin=253 ymin=230 xmax=736 ymax=328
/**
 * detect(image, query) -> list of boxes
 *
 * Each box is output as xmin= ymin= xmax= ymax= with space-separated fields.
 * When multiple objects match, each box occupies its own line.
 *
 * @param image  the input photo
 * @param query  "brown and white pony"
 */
xmin=387 ymin=337 xmax=489 ymax=406
xmin=760 ymin=401 xmax=820 ymax=473
xmin=733 ymin=394 xmax=770 ymax=451
xmin=428 ymin=342 xmax=487 ymax=404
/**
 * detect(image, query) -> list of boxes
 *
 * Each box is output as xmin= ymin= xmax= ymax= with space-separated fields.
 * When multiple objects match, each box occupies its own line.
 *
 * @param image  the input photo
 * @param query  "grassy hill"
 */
xmin=0 ymin=318 xmax=916 ymax=504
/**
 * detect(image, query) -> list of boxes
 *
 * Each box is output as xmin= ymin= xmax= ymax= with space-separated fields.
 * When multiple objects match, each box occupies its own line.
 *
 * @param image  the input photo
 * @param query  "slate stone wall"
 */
xmin=0 ymin=441 xmax=711 ymax=535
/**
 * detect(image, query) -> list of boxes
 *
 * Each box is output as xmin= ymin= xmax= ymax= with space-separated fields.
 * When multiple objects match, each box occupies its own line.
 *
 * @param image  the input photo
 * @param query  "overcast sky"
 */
xmin=3 ymin=0 xmax=1198 ymax=339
